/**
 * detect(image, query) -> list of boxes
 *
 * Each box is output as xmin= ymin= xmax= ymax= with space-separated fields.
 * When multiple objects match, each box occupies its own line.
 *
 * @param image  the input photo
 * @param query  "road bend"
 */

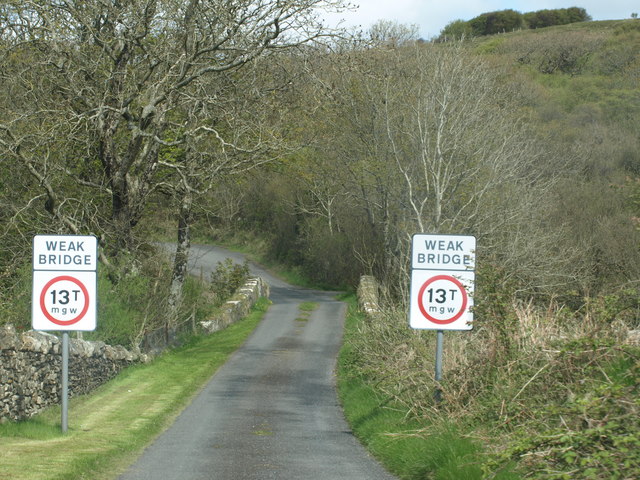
xmin=118 ymin=244 xmax=396 ymax=480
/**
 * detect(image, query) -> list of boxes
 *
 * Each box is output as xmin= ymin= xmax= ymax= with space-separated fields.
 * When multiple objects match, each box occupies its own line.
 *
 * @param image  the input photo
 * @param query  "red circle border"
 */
xmin=417 ymin=274 xmax=468 ymax=325
xmin=39 ymin=275 xmax=90 ymax=326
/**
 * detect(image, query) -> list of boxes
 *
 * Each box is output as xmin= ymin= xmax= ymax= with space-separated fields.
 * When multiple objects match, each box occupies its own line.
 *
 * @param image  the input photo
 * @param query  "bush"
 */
xmin=487 ymin=342 xmax=640 ymax=479
xmin=524 ymin=7 xmax=591 ymax=29
xmin=209 ymin=258 xmax=250 ymax=307
xmin=469 ymin=9 xmax=524 ymax=36
xmin=347 ymin=272 xmax=640 ymax=478
xmin=516 ymin=31 xmax=605 ymax=75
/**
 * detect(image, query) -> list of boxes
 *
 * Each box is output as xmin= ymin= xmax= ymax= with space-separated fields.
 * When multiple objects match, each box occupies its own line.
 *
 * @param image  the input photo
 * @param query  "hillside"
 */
xmin=332 ymin=20 xmax=640 ymax=480
xmin=473 ymin=19 xmax=640 ymax=182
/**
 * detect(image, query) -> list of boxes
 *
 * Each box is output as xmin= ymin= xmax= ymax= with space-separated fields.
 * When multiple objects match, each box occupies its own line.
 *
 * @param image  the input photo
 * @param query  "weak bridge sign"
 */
xmin=409 ymin=234 xmax=476 ymax=331
xmin=32 ymin=235 xmax=97 ymax=332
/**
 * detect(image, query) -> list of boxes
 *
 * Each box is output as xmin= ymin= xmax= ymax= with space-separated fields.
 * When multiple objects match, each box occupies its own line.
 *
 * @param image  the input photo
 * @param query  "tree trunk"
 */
xmin=167 ymin=188 xmax=193 ymax=327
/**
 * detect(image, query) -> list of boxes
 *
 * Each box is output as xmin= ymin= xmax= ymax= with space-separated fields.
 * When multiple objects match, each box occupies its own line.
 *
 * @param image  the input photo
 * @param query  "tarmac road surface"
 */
xmin=118 ymin=244 xmax=396 ymax=480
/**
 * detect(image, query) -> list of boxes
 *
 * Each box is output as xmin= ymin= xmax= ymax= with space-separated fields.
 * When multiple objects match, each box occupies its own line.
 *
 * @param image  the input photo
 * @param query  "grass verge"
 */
xmin=336 ymin=296 xmax=519 ymax=480
xmin=0 ymin=297 xmax=270 ymax=480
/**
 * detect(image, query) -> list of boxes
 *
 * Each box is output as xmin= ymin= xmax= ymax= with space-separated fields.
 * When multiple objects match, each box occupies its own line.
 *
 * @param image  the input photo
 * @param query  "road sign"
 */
xmin=409 ymin=234 xmax=476 ymax=403
xmin=412 ymin=233 xmax=475 ymax=271
xmin=32 ymin=235 xmax=97 ymax=331
xmin=409 ymin=269 xmax=474 ymax=330
xmin=33 ymin=235 xmax=97 ymax=271
xmin=409 ymin=234 xmax=475 ymax=331
xmin=32 ymin=235 xmax=98 ymax=433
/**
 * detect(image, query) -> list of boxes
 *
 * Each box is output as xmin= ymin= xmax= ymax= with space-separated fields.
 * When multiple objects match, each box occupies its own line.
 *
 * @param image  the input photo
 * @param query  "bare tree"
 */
xmin=368 ymin=19 xmax=420 ymax=47
xmin=383 ymin=42 xmax=539 ymax=233
xmin=305 ymin=39 xmax=570 ymax=298
xmin=381 ymin=42 xmax=575 ymax=294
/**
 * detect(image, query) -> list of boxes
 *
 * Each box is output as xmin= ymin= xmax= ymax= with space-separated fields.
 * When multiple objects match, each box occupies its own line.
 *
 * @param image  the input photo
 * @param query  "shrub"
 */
xmin=469 ymin=10 xmax=524 ymax=36
xmin=487 ymin=342 xmax=640 ymax=479
xmin=516 ymin=31 xmax=605 ymax=75
xmin=524 ymin=7 xmax=591 ymax=29
xmin=348 ymin=272 xmax=640 ymax=478
xmin=209 ymin=258 xmax=250 ymax=307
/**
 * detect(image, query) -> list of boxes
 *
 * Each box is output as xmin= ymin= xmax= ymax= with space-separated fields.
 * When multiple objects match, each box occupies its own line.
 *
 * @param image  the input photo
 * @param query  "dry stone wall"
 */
xmin=200 ymin=277 xmax=270 ymax=334
xmin=0 ymin=325 xmax=147 ymax=422
xmin=357 ymin=275 xmax=381 ymax=315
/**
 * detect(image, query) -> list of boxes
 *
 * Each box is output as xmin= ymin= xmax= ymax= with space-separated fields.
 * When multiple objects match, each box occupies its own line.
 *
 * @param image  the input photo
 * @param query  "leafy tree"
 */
xmin=0 ymin=0 xmax=348 ymax=257
xmin=442 ymin=7 xmax=591 ymax=40
xmin=438 ymin=19 xmax=473 ymax=41
xmin=524 ymin=7 xmax=591 ymax=29
xmin=469 ymin=10 xmax=524 ymax=36
xmin=566 ymin=7 xmax=592 ymax=23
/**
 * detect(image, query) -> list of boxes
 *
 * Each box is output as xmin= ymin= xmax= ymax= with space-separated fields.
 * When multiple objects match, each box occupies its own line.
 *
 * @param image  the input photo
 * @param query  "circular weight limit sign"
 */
xmin=39 ymin=275 xmax=90 ymax=326
xmin=417 ymin=274 xmax=468 ymax=325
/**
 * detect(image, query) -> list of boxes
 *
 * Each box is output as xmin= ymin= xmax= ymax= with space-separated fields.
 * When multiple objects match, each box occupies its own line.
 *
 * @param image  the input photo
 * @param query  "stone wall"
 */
xmin=357 ymin=275 xmax=381 ymax=315
xmin=200 ymin=276 xmax=270 ymax=334
xmin=0 ymin=326 xmax=148 ymax=422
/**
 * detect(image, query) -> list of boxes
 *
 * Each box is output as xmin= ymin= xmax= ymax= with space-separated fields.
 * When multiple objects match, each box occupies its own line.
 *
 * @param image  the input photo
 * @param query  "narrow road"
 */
xmin=118 ymin=245 xmax=395 ymax=480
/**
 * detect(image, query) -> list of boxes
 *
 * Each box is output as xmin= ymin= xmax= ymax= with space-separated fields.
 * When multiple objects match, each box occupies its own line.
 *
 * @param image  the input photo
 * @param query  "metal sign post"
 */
xmin=408 ymin=234 xmax=476 ymax=404
xmin=434 ymin=330 xmax=444 ymax=403
xmin=61 ymin=332 xmax=69 ymax=433
xmin=32 ymin=234 xmax=98 ymax=433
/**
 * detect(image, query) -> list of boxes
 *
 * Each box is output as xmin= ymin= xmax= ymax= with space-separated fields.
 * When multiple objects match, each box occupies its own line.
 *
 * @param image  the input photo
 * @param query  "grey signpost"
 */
xmin=32 ymin=235 xmax=98 ymax=433
xmin=409 ymin=234 xmax=476 ymax=402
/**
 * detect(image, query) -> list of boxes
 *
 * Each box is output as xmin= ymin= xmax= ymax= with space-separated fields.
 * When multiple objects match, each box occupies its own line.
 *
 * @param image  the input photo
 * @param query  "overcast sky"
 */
xmin=321 ymin=1 xmax=639 ymax=40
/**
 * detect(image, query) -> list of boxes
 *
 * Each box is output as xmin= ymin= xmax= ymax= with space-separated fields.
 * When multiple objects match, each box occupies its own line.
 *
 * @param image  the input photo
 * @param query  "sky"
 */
xmin=320 ymin=1 xmax=639 ymax=40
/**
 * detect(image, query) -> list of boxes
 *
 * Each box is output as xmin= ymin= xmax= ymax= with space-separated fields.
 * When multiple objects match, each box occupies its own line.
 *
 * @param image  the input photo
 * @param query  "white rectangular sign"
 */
xmin=32 ymin=235 xmax=98 ymax=331
xmin=33 ymin=235 xmax=97 ymax=271
xmin=412 ymin=234 xmax=475 ymax=271
xmin=409 ymin=269 xmax=474 ymax=330
xmin=410 ymin=234 xmax=476 ymax=331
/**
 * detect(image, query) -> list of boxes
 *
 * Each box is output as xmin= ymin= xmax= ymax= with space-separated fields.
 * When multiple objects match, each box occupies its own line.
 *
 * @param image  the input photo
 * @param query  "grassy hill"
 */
xmin=474 ymin=20 xmax=640 ymax=179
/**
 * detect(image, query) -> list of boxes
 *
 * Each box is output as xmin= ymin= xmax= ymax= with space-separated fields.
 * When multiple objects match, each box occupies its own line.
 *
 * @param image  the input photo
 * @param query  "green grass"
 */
xmin=336 ymin=296 xmax=520 ymax=480
xmin=0 ymin=417 xmax=62 ymax=441
xmin=298 ymin=302 xmax=319 ymax=312
xmin=0 ymin=297 xmax=270 ymax=480
xmin=294 ymin=302 xmax=318 ymax=323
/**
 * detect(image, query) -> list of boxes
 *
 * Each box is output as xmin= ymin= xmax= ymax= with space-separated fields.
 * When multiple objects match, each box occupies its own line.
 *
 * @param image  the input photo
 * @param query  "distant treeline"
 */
xmin=438 ymin=7 xmax=591 ymax=40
